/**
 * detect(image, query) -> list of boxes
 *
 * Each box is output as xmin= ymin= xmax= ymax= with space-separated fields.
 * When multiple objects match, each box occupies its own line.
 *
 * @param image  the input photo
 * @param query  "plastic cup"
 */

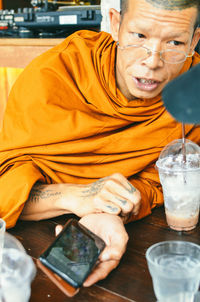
xmin=146 ymin=241 xmax=200 ymax=302
xmin=0 ymin=219 xmax=6 ymax=266
xmin=0 ymin=232 xmax=36 ymax=302
xmin=156 ymin=139 xmax=200 ymax=231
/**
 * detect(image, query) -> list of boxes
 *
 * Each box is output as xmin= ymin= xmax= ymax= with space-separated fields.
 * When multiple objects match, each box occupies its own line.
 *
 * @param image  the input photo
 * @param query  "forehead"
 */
xmin=123 ymin=0 xmax=198 ymax=30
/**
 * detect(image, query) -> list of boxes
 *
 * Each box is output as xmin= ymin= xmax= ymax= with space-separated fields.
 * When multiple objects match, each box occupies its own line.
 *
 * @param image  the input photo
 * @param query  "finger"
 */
xmin=105 ymin=173 xmax=140 ymax=206
xmin=55 ymin=224 xmax=63 ymax=236
xmin=132 ymin=194 xmax=141 ymax=215
xmin=83 ymin=260 xmax=119 ymax=287
xmin=97 ymin=189 xmax=134 ymax=215
xmin=130 ymin=189 xmax=141 ymax=215
xmin=99 ymin=244 xmax=127 ymax=262
xmin=110 ymin=173 xmax=136 ymax=192
xmin=94 ymin=195 xmax=121 ymax=214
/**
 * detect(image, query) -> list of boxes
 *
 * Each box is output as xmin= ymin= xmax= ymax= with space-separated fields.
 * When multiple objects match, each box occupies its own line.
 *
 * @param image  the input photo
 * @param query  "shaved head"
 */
xmin=145 ymin=0 xmax=199 ymax=10
xmin=120 ymin=0 xmax=199 ymax=26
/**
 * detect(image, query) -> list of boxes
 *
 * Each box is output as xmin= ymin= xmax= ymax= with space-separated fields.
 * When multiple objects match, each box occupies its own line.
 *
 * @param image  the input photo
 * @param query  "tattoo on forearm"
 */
xmin=29 ymin=186 xmax=61 ymax=202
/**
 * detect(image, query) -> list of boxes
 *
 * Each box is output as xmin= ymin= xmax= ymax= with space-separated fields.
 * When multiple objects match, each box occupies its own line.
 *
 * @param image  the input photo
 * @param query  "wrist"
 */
xmin=54 ymin=183 xmax=74 ymax=215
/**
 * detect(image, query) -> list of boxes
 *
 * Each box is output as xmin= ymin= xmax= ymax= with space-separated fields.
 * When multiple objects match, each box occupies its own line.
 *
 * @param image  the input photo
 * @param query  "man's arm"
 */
xmin=20 ymin=183 xmax=72 ymax=221
xmin=20 ymin=173 xmax=141 ymax=221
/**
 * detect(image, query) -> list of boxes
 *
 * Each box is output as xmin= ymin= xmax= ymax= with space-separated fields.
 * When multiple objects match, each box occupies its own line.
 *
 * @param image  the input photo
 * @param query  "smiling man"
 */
xmin=0 ymin=0 xmax=200 ymax=287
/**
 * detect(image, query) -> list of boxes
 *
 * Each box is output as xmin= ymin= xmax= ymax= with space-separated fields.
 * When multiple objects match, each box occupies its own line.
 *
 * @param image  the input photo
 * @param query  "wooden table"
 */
xmin=8 ymin=207 xmax=200 ymax=302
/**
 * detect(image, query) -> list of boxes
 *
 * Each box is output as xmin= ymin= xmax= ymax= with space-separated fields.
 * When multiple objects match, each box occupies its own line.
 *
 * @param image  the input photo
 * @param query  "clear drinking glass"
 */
xmin=0 ymin=230 xmax=36 ymax=302
xmin=146 ymin=241 xmax=200 ymax=302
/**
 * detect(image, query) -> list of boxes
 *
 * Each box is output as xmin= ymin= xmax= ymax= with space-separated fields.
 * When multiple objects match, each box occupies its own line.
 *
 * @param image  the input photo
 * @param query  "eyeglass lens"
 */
xmin=122 ymin=46 xmax=186 ymax=63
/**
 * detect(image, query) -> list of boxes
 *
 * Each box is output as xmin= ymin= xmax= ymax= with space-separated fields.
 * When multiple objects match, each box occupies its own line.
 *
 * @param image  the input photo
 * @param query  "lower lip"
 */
xmin=133 ymin=77 xmax=160 ymax=91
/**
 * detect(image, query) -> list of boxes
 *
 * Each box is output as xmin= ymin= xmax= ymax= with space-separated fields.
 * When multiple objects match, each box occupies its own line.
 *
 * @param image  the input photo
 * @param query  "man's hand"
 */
xmin=61 ymin=173 xmax=141 ymax=218
xmin=56 ymin=213 xmax=128 ymax=287
xmin=79 ymin=213 xmax=129 ymax=287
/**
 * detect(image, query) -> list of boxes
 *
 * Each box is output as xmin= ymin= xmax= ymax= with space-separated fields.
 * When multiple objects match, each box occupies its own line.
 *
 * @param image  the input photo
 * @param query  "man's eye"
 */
xmin=132 ymin=32 xmax=145 ymax=39
xmin=168 ymin=40 xmax=184 ymax=46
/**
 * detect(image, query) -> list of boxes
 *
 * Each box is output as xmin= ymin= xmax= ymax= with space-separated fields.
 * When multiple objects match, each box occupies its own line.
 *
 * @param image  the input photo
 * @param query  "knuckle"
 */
xmin=134 ymin=190 xmax=141 ymax=202
xmin=93 ymin=195 xmax=103 ymax=207
xmin=111 ymin=172 xmax=124 ymax=180
xmin=104 ymin=179 xmax=114 ymax=188
xmin=122 ymin=205 xmax=133 ymax=215
xmin=99 ymin=186 xmax=107 ymax=195
xmin=126 ymin=202 xmax=134 ymax=211
xmin=123 ymin=234 xmax=129 ymax=248
xmin=118 ymin=232 xmax=129 ymax=246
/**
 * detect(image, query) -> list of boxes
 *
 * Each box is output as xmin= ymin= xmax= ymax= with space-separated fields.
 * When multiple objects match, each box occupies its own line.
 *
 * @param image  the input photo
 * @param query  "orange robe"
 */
xmin=0 ymin=67 xmax=23 ymax=129
xmin=0 ymin=30 xmax=200 ymax=228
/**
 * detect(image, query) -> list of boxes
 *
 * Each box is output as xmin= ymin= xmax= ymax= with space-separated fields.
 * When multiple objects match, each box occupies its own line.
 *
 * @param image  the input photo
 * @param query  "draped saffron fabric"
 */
xmin=0 ymin=67 xmax=23 ymax=129
xmin=0 ymin=30 xmax=200 ymax=228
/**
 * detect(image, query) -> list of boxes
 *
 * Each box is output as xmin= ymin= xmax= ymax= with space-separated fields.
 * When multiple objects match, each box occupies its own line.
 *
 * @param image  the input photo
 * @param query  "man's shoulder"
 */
xmin=52 ymin=30 xmax=114 ymax=53
xmin=17 ymin=30 xmax=115 ymax=84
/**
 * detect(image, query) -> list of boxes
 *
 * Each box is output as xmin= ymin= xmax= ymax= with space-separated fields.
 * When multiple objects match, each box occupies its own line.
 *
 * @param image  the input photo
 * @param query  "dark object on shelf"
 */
xmin=0 ymin=0 xmax=101 ymax=38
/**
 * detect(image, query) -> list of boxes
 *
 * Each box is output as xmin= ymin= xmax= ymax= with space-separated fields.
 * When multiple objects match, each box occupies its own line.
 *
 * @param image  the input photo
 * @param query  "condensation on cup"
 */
xmin=0 ymin=227 xmax=36 ymax=302
xmin=156 ymin=139 xmax=200 ymax=231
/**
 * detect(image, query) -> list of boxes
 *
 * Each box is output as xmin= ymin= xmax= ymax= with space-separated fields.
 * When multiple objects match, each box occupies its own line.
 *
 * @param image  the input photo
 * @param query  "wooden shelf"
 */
xmin=0 ymin=38 xmax=64 ymax=68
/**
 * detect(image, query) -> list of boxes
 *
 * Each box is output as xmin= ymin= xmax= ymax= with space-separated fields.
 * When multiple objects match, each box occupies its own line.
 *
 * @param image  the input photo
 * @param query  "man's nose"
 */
xmin=143 ymin=49 xmax=164 ymax=69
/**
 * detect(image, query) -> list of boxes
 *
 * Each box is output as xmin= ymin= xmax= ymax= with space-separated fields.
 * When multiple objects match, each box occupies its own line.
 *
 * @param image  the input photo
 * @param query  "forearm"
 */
xmin=20 ymin=172 xmax=142 ymax=222
xmin=20 ymin=183 xmax=72 ymax=221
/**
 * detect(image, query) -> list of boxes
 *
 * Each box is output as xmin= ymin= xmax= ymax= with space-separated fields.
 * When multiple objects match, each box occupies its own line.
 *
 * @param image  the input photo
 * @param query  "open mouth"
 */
xmin=133 ymin=77 xmax=161 ymax=91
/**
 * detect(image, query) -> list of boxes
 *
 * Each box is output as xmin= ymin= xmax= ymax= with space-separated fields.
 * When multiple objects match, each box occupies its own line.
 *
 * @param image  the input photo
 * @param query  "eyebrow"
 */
xmin=165 ymin=32 xmax=190 ymax=39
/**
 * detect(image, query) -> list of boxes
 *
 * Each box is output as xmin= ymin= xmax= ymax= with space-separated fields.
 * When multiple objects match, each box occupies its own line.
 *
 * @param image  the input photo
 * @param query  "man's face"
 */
xmin=110 ymin=0 xmax=200 ymax=100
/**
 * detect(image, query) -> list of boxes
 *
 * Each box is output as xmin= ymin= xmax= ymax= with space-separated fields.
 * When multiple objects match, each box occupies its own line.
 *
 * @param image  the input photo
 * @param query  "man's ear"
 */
xmin=109 ymin=8 xmax=121 ymax=42
xmin=190 ymin=27 xmax=200 ymax=53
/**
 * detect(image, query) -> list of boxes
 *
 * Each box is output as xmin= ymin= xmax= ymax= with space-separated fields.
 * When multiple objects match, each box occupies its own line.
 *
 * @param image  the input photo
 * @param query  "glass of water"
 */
xmin=146 ymin=241 xmax=200 ymax=302
xmin=0 ymin=230 xmax=36 ymax=302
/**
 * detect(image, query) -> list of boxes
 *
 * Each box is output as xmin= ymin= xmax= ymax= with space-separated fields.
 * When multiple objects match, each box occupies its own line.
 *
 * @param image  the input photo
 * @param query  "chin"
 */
xmin=129 ymin=89 xmax=161 ymax=100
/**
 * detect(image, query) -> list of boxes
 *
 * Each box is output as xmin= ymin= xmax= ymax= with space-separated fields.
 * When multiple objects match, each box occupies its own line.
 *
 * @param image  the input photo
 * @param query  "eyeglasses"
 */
xmin=117 ymin=42 xmax=194 ymax=64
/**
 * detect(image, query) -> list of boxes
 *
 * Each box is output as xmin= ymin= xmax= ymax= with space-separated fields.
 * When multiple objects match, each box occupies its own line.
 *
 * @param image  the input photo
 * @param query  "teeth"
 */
xmin=139 ymin=78 xmax=156 ymax=84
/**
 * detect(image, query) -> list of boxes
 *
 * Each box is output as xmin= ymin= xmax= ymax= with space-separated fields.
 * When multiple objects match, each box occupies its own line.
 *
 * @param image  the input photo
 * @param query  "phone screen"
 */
xmin=39 ymin=219 xmax=105 ymax=288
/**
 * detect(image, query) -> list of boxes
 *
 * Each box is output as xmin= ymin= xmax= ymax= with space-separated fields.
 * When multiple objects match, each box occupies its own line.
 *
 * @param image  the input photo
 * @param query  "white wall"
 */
xmin=100 ymin=0 xmax=120 ymax=33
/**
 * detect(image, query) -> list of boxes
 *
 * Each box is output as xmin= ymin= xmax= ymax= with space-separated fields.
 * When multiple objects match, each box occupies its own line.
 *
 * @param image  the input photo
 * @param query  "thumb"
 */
xmin=99 ymin=245 xmax=122 ymax=262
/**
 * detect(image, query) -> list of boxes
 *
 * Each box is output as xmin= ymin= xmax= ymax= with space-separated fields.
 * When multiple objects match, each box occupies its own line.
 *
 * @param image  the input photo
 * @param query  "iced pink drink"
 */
xmin=165 ymin=209 xmax=199 ymax=231
xmin=156 ymin=141 xmax=200 ymax=232
xmin=157 ymin=165 xmax=200 ymax=231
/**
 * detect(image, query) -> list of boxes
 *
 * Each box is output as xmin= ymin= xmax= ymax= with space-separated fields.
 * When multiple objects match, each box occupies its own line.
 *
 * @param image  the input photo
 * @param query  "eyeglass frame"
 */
xmin=116 ymin=42 xmax=195 ymax=64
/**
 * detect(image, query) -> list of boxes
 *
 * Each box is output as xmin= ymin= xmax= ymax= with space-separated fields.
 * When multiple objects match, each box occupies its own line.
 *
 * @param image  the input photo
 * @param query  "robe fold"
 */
xmin=0 ymin=30 xmax=200 ymax=228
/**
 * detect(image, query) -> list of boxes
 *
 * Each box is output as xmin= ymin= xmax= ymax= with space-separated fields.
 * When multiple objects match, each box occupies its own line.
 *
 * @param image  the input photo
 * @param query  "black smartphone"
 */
xmin=37 ymin=219 xmax=105 ymax=296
